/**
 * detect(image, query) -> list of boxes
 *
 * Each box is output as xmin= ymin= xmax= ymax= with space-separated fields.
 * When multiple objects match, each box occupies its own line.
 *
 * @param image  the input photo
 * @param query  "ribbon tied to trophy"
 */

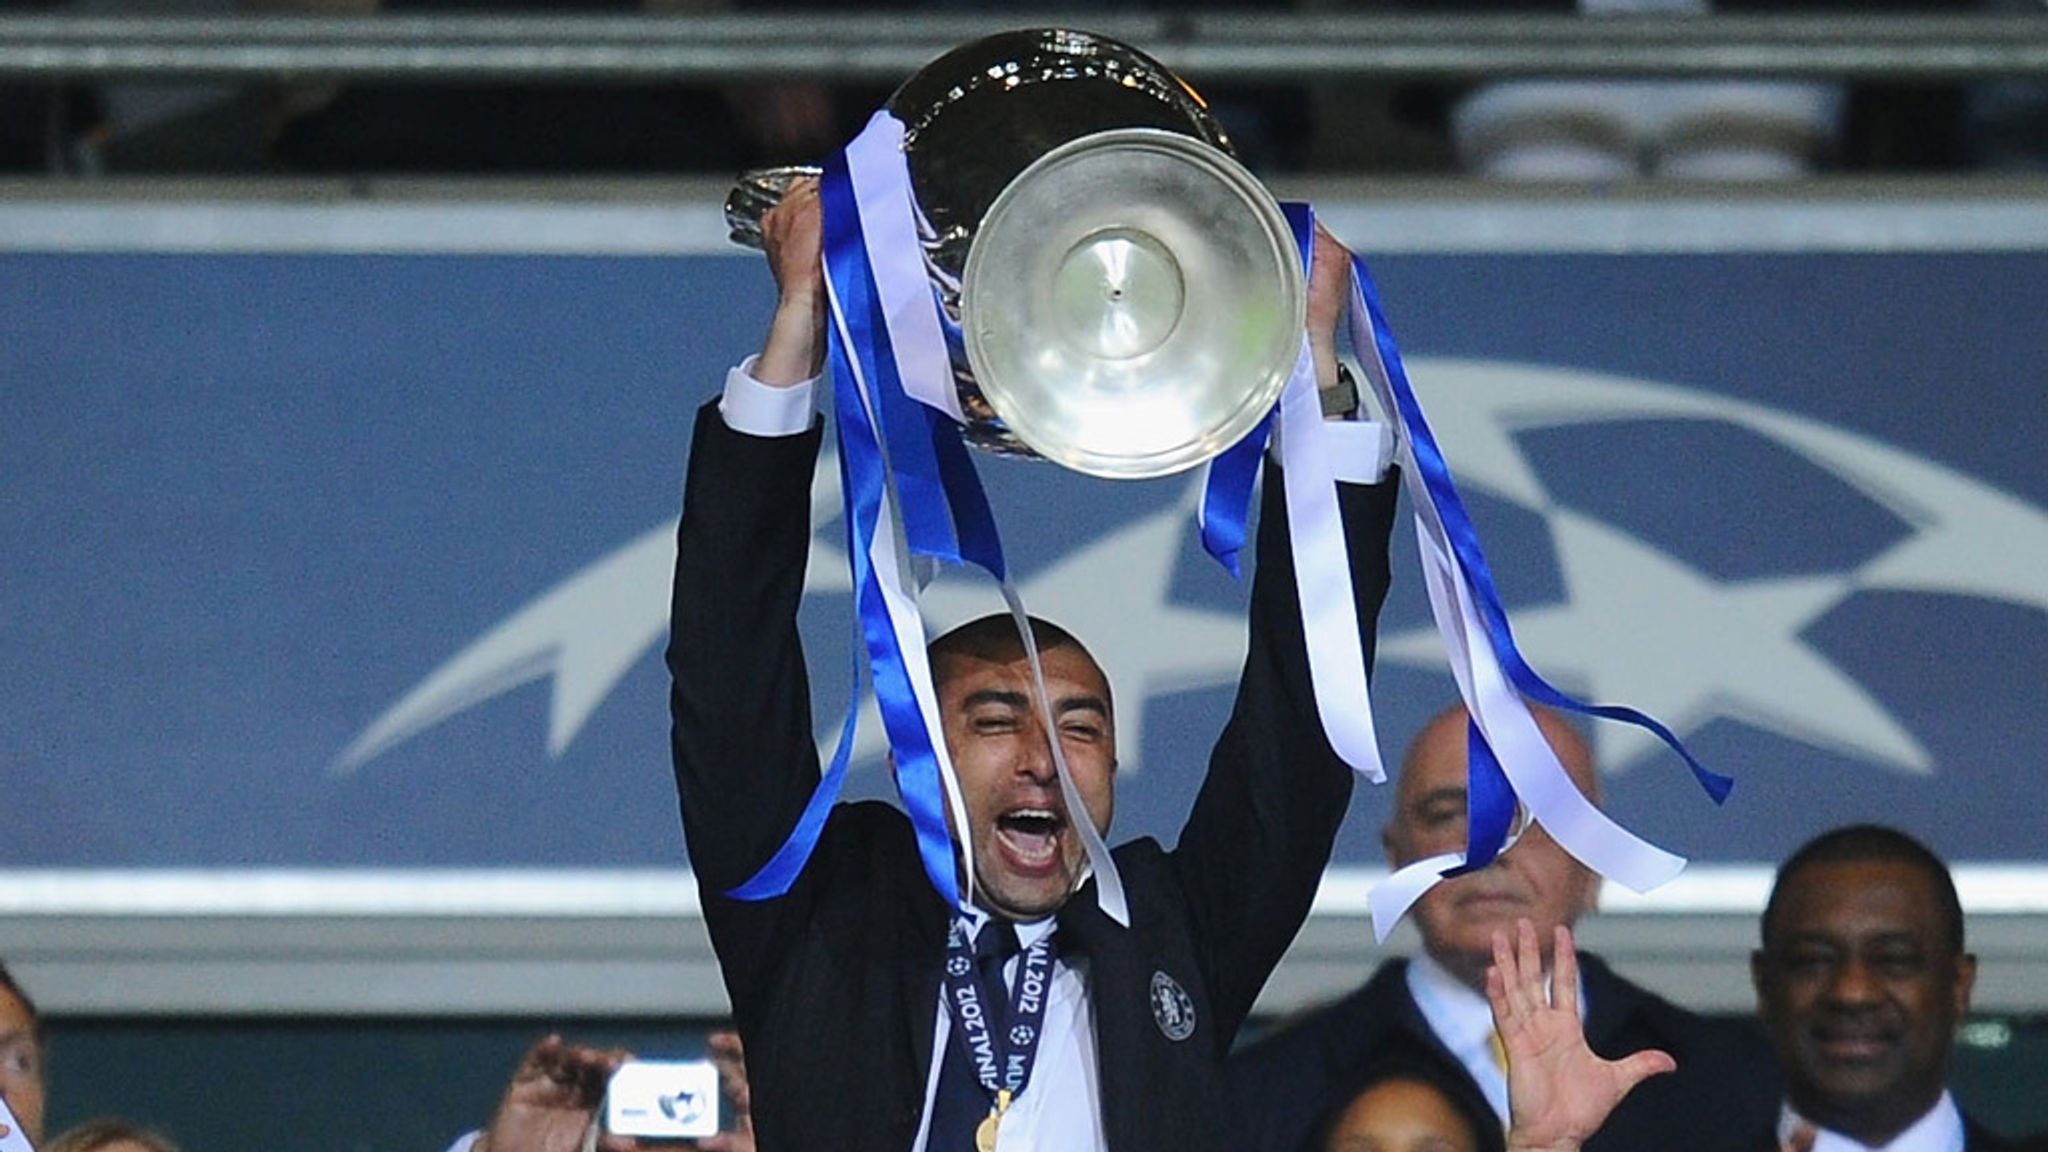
xmin=719 ymin=28 xmax=1732 ymax=938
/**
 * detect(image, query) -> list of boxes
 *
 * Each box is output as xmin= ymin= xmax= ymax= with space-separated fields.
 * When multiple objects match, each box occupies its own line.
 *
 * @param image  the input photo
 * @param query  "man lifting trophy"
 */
xmin=666 ymin=27 xmax=1694 ymax=1152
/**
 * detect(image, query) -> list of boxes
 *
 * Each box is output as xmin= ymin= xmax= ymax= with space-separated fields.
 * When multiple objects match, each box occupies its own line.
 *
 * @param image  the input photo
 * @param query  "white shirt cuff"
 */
xmin=718 ymin=355 xmax=819 ymax=437
xmin=1325 ymin=419 xmax=1397 ymax=484
xmin=1268 ymin=417 xmax=1397 ymax=485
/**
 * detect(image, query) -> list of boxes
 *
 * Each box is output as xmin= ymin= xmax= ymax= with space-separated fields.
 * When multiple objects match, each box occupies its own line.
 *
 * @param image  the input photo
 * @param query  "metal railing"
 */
xmin=2 ymin=12 xmax=2046 ymax=84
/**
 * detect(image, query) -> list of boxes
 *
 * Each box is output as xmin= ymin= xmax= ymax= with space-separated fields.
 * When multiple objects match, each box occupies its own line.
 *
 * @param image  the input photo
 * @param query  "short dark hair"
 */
xmin=1303 ymin=1042 xmax=1506 ymax=1152
xmin=0 ymin=960 xmax=40 ymax=1047
xmin=46 ymin=1118 xmax=182 ymax=1152
xmin=929 ymin=613 xmax=1084 ymax=661
xmin=928 ymin=614 xmax=1109 ymax=709
xmin=1761 ymin=824 xmax=1964 ymax=954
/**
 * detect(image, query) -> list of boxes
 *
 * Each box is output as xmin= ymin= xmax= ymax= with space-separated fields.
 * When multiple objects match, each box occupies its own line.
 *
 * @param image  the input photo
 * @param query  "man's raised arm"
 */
xmin=665 ymin=179 xmax=829 ymax=902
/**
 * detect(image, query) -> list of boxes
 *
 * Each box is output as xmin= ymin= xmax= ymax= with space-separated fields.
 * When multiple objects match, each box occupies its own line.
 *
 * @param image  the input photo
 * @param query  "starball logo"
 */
xmin=334 ymin=359 xmax=2047 ymax=785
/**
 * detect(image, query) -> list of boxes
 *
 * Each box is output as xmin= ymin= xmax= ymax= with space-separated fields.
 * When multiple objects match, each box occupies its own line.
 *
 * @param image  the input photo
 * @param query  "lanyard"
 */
xmin=942 ymin=917 xmax=1057 ymax=1109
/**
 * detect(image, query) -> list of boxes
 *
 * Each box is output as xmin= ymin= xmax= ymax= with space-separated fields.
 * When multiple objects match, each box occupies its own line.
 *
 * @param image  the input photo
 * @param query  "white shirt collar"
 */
xmin=1779 ymin=1090 xmax=1965 ymax=1152
xmin=957 ymin=907 xmax=1058 ymax=952
xmin=1015 ymin=916 xmax=1058 ymax=950
xmin=1407 ymin=950 xmax=1503 ymax=1056
xmin=1405 ymin=948 xmax=1591 ymax=1127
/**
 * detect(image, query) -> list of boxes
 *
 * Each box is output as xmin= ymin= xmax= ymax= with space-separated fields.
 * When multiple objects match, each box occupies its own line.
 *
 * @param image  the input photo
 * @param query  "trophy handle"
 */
xmin=724 ymin=165 xmax=825 ymax=249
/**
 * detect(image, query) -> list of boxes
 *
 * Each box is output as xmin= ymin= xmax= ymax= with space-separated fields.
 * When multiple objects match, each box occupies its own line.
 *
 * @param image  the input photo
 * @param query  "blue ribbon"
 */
xmin=727 ymin=150 xmax=965 ymax=906
xmin=1346 ymin=253 xmax=1735 ymax=806
xmin=1440 ymin=717 xmax=1518 ymax=878
xmin=1198 ymin=420 xmax=1268 ymax=581
xmin=927 ymin=402 xmax=1006 ymax=580
xmin=1197 ymin=202 xmax=1317 ymax=579
xmin=943 ymin=918 xmax=1058 ymax=1102
xmin=1280 ymin=200 xmax=1315 ymax=273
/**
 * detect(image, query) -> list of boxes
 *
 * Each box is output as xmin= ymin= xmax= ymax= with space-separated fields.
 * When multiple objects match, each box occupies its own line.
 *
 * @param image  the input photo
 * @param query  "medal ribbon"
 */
xmin=943 ymin=917 xmax=1057 ymax=1112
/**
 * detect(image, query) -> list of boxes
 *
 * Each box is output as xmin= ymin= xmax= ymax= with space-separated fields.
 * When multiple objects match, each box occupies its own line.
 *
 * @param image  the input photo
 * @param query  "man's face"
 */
xmin=935 ymin=641 xmax=1115 ymax=922
xmin=1382 ymin=710 xmax=1599 ymax=989
xmin=0 ymin=986 xmax=44 ymax=1146
xmin=1752 ymin=858 xmax=1974 ymax=1145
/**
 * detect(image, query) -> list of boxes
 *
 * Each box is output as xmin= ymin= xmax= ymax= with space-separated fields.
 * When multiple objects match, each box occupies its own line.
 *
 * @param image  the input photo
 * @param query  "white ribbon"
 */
xmin=843 ymin=114 xmax=963 ymax=422
xmin=1343 ymin=272 xmax=1685 ymax=941
xmin=1274 ymin=337 xmax=1388 ymax=785
xmin=822 ymin=259 xmax=981 ymax=908
xmin=839 ymin=112 xmax=1129 ymax=926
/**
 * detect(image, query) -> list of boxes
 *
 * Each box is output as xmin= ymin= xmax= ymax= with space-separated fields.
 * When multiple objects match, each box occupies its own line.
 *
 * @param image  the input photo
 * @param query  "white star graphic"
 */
xmin=1379 ymin=506 xmax=1931 ymax=776
xmin=340 ymin=356 xmax=2036 ymax=792
xmin=1752 ymin=415 xmax=2048 ymax=610
xmin=337 ymin=454 xmax=851 ymax=774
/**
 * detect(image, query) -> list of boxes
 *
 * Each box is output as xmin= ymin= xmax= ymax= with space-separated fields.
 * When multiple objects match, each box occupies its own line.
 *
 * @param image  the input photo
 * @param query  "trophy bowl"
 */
xmin=726 ymin=28 xmax=1305 ymax=479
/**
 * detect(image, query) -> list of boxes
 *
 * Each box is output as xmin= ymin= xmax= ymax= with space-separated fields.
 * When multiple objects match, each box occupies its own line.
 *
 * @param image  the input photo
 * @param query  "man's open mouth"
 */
xmin=995 ymin=808 xmax=1066 ymax=869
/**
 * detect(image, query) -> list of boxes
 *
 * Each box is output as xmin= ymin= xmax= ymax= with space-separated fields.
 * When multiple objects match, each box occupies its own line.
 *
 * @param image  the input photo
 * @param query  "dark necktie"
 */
xmin=929 ymin=919 xmax=1022 ymax=1150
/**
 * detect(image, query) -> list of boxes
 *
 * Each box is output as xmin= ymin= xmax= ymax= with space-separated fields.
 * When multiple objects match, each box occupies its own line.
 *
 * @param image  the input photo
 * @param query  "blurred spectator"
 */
xmin=444 ymin=1031 xmax=753 ymax=1152
xmin=1228 ymin=702 xmax=1779 ymax=1152
xmin=0 ymin=961 xmax=46 ymax=1148
xmin=44 ymin=1118 xmax=182 ymax=1152
xmin=1306 ymin=1045 xmax=1507 ymax=1152
xmin=1754 ymin=824 xmax=2016 ymax=1150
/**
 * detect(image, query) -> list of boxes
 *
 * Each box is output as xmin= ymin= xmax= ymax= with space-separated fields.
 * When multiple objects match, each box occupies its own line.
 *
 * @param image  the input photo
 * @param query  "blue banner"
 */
xmin=4 ymin=238 xmax=2043 ymax=870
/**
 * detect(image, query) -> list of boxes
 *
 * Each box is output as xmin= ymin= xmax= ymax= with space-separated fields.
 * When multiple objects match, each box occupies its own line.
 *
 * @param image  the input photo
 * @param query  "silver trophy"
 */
xmin=727 ymin=29 xmax=1304 ymax=480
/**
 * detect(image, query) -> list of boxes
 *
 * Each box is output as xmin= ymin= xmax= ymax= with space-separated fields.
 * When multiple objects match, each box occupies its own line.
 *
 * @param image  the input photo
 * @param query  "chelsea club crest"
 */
xmin=1149 ymin=970 xmax=1196 ymax=1042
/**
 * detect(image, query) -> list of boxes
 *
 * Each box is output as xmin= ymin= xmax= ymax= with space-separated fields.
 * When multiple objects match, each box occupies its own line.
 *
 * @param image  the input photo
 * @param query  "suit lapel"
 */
xmin=902 ymin=890 xmax=952 ymax=1117
xmin=1575 ymin=953 xmax=1639 ymax=1054
xmin=1060 ymin=886 xmax=1138 ymax=1152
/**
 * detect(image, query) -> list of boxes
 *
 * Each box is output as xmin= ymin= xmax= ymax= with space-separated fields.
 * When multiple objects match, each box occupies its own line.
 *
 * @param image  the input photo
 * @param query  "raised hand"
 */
xmin=1306 ymin=222 xmax=1352 ymax=404
xmin=694 ymin=1030 xmax=756 ymax=1152
xmin=474 ymin=1034 xmax=646 ymax=1152
xmin=753 ymin=175 xmax=827 ymax=387
xmin=1489 ymin=920 xmax=1677 ymax=1152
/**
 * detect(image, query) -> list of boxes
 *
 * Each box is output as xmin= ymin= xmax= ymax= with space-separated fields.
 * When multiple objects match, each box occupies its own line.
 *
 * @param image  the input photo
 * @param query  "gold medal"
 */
xmin=974 ymin=1089 xmax=1013 ymax=1152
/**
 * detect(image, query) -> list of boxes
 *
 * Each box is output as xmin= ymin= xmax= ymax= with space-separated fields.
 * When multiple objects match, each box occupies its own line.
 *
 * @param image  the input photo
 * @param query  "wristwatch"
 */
xmin=1321 ymin=363 xmax=1361 ymax=419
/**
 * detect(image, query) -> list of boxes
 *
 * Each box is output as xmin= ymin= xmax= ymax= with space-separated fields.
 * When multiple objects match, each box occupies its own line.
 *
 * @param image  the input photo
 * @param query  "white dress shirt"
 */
xmin=910 ymin=915 xmax=1106 ymax=1152
xmin=1779 ymin=1091 xmax=1967 ymax=1152
xmin=719 ymin=355 xmax=819 ymax=437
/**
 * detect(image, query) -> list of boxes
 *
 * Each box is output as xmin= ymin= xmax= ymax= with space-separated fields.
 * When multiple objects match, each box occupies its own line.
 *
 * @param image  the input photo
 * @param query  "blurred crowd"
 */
xmin=6 ymin=715 xmax=2046 ymax=1149
xmin=2 ymin=0 xmax=2044 ymax=178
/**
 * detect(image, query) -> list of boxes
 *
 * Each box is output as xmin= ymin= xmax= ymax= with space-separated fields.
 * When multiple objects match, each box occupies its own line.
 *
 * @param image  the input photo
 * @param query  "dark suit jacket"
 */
xmin=1229 ymin=953 xmax=1782 ymax=1152
xmin=1749 ymin=1112 xmax=2024 ymax=1152
xmin=1964 ymin=1117 xmax=2021 ymax=1152
xmin=668 ymin=403 xmax=1398 ymax=1152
